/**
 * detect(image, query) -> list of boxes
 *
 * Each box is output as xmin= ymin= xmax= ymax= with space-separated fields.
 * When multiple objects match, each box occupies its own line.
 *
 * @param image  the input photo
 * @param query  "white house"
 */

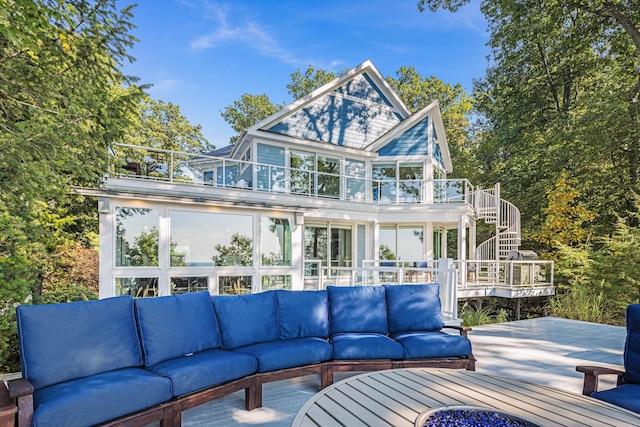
xmin=80 ymin=60 xmax=553 ymax=320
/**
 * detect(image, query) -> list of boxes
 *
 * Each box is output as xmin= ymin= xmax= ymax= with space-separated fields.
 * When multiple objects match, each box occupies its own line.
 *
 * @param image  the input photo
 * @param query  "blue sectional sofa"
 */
xmin=8 ymin=284 xmax=475 ymax=427
xmin=577 ymin=304 xmax=640 ymax=414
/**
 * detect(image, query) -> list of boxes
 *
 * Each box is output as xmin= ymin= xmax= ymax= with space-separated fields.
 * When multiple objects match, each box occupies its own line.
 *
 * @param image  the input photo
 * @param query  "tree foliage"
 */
xmin=0 ymin=0 xmax=142 ymax=372
xmin=287 ymin=65 xmax=336 ymax=99
xmin=220 ymin=93 xmax=283 ymax=143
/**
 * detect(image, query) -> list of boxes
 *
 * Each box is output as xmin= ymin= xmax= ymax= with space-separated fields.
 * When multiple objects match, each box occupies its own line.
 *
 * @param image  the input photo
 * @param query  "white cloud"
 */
xmin=148 ymin=78 xmax=186 ymax=95
xmin=189 ymin=5 xmax=299 ymax=65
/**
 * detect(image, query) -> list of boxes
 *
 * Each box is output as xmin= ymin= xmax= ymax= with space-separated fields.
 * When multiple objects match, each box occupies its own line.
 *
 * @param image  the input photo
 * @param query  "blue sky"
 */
xmin=121 ymin=0 xmax=490 ymax=148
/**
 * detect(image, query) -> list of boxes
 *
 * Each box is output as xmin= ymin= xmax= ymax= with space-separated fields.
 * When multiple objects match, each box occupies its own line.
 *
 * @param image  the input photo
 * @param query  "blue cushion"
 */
xmin=32 ymin=368 xmax=172 ymax=427
xmin=327 ymin=286 xmax=388 ymax=334
xmin=331 ymin=333 xmax=404 ymax=360
xmin=212 ymin=291 xmax=279 ymax=349
xmin=624 ymin=304 xmax=640 ymax=384
xmin=147 ymin=349 xmax=257 ymax=397
xmin=234 ymin=338 xmax=333 ymax=372
xmin=16 ymin=296 xmax=143 ymax=390
xmin=135 ymin=291 xmax=221 ymax=367
xmin=385 ymin=284 xmax=444 ymax=333
xmin=592 ymin=383 xmax=640 ymax=414
xmin=276 ymin=290 xmax=329 ymax=339
xmin=390 ymin=331 xmax=472 ymax=359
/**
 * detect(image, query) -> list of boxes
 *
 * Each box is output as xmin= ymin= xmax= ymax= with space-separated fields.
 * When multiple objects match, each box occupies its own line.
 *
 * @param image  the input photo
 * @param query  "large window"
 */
xmin=345 ymin=159 xmax=365 ymax=201
xmin=399 ymin=163 xmax=423 ymax=203
xmin=304 ymin=225 xmax=328 ymax=275
xmin=116 ymin=208 xmax=159 ymax=267
xmin=317 ymin=155 xmax=340 ymax=198
xmin=290 ymin=151 xmax=314 ymax=195
xmin=261 ymin=217 xmax=291 ymax=266
xmin=372 ymin=163 xmax=396 ymax=203
xmin=380 ymin=225 xmax=424 ymax=263
xmin=379 ymin=226 xmax=396 ymax=260
xmin=170 ymin=211 xmax=253 ymax=267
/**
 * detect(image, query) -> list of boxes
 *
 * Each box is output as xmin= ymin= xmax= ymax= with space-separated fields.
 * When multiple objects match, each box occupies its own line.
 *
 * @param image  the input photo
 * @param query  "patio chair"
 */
xmin=576 ymin=304 xmax=640 ymax=413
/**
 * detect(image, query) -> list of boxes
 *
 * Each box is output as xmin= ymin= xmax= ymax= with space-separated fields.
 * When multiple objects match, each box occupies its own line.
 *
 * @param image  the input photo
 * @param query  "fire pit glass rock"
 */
xmin=415 ymin=406 xmax=543 ymax=427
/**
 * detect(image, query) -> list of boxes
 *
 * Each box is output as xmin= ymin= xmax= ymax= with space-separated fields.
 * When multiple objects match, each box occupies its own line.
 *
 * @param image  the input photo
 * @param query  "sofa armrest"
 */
xmin=7 ymin=378 xmax=34 ymax=427
xmin=576 ymin=365 xmax=625 ymax=395
xmin=442 ymin=325 xmax=472 ymax=338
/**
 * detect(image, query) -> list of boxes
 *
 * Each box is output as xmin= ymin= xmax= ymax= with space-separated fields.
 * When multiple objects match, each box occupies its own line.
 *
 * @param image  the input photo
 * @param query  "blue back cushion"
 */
xmin=276 ymin=290 xmax=329 ymax=339
xmin=212 ymin=291 xmax=279 ymax=349
xmin=327 ymin=286 xmax=388 ymax=334
xmin=135 ymin=291 xmax=221 ymax=367
xmin=385 ymin=284 xmax=444 ymax=333
xmin=624 ymin=304 xmax=640 ymax=384
xmin=16 ymin=296 xmax=143 ymax=390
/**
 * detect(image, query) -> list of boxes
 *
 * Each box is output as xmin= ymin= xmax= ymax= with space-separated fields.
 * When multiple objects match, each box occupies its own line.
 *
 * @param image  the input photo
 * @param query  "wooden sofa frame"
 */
xmin=6 ymin=326 xmax=474 ymax=427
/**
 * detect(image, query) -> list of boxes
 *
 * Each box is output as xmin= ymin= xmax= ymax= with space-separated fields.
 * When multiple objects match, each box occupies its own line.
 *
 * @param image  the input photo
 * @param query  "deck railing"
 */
xmin=110 ymin=143 xmax=474 ymax=205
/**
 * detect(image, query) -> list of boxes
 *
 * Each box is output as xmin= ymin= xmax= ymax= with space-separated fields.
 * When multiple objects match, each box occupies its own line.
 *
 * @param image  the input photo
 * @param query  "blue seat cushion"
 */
xmin=32 ymin=368 xmax=172 ymax=427
xmin=592 ymin=383 xmax=640 ymax=414
xmin=146 ymin=349 xmax=258 ymax=397
xmin=331 ymin=333 xmax=404 ymax=360
xmin=276 ymin=290 xmax=329 ymax=339
xmin=327 ymin=286 xmax=389 ymax=334
xmin=390 ymin=331 xmax=472 ymax=359
xmin=135 ymin=291 xmax=222 ymax=366
xmin=385 ymin=284 xmax=444 ymax=333
xmin=213 ymin=291 xmax=279 ymax=349
xmin=233 ymin=338 xmax=333 ymax=372
xmin=624 ymin=304 xmax=640 ymax=384
xmin=16 ymin=296 xmax=143 ymax=390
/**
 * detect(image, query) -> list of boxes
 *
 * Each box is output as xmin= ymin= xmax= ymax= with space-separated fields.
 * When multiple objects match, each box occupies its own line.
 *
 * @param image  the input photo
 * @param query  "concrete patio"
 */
xmin=176 ymin=316 xmax=626 ymax=426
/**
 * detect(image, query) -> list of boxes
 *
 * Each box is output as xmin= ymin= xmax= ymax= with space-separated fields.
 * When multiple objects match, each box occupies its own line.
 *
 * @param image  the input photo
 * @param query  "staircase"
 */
xmin=475 ymin=183 xmax=521 ymax=263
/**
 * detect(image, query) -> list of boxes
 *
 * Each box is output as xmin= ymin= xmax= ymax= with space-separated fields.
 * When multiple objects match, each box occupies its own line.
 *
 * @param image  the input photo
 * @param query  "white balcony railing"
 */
xmin=111 ymin=144 xmax=474 ymax=206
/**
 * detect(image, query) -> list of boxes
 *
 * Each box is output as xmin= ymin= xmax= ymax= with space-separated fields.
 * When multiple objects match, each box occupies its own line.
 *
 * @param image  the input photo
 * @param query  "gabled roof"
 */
xmin=234 ymin=60 xmax=411 ymax=154
xmin=367 ymin=100 xmax=453 ymax=172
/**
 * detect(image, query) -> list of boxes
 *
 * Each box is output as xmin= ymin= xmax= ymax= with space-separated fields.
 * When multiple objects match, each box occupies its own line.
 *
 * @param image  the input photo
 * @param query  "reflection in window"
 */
xmin=399 ymin=163 xmax=423 ymax=203
xmin=219 ymin=275 xmax=252 ymax=295
xmin=345 ymin=159 xmax=365 ymax=201
xmin=116 ymin=208 xmax=159 ymax=267
xmin=317 ymin=156 xmax=340 ymax=199
xmin=304 ymin=225 xmax=327 ymax=275
xmin=290 ymin=151 xmax=314 ymax=196
xmin=170 ymin=211 xmax=253 ymax=267
xmin=379 ymin=225 xmax=396 ymax=260
xmin=398 ymin=226 xmax=424 ymax=263
xmin=372 ymin=163 xmax=396 ymax=203
xmin=171 ymin=277 xmax=208 ymax=294
xmin=261 ymin=217 xmax=291 ymax=266
xmin=262 ymin=275 xmax=292 ymax=291
xmin=116 ymin=277 xmax=158 ymax=298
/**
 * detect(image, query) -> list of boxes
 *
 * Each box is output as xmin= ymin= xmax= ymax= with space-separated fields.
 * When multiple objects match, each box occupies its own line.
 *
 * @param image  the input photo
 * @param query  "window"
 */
xmin=171 ymin=276 xmax=208 ymax=294
xmin=317 ymin=155 xmax=340 ymax=198
xmin=379 ymin=225 xmax=396 ymax=260
xmin=219 ymin=275 xmax=252 ymax=295
xmin=116 ymin=277 xmax=158 ymax=298
xmin=290 ymin=151 xmax=314 ymax=195
xmin=398 ymin=163 xmax=423 ymax=203
xmin=261 ymin=217 xmax=291 ymax=266
xmin=115 ymin=208 xmax=159 ymax=267
xmin=372 ymin=163 xmax=396 ymax=203
xmin=345 ymin=159 xmax=365 ymax=201
xmin=171 ymin=211 xmax=253 ymax=267
xmin=262 ymin=275 xmax=292 ymax=291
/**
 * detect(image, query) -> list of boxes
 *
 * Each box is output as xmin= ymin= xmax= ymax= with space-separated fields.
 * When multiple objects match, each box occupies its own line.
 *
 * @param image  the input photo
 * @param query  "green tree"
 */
xmin=287 ymin=65 xmax=336 ymax=99
xmin=220 ymin=93 xmax=283 ymax=143
xmin=124 ymin=94 xmax=213 ymax=153
xmin=211 ymin=233 xmax=253 ymax=266
xmin=0 ymin=0 xmax=142 ymax=372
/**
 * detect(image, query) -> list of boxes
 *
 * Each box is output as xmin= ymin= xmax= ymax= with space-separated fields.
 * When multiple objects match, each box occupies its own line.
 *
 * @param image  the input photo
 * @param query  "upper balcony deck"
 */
xmin=108 ymin=144 xmax=474 ymax=209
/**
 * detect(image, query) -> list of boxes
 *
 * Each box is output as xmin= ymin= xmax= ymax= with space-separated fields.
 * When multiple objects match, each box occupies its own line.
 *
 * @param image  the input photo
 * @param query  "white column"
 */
xmin=469 ymin=218 xmax=477 ymax=260
xmin=457 ymin=215 xmax=467 ymax=261
xmin=98 ymin=198 xmax=112 ymax=299
xmin=425 ymin=223 xmax=434 ymax=260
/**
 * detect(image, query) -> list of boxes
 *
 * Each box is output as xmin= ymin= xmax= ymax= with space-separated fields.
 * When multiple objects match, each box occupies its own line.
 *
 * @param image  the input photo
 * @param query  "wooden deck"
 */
xmin=291 ymin=368 xmax=640 ymax=427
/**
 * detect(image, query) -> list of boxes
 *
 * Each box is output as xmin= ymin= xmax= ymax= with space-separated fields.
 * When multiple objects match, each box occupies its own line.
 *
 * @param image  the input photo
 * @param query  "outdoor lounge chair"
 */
xmin=576 ymin=303 xmax=640 ymax=414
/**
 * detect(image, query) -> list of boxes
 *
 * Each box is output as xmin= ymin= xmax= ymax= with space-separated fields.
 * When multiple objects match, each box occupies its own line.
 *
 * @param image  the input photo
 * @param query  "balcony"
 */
xmin=111 ymin=144 xmax=474 ymax=206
